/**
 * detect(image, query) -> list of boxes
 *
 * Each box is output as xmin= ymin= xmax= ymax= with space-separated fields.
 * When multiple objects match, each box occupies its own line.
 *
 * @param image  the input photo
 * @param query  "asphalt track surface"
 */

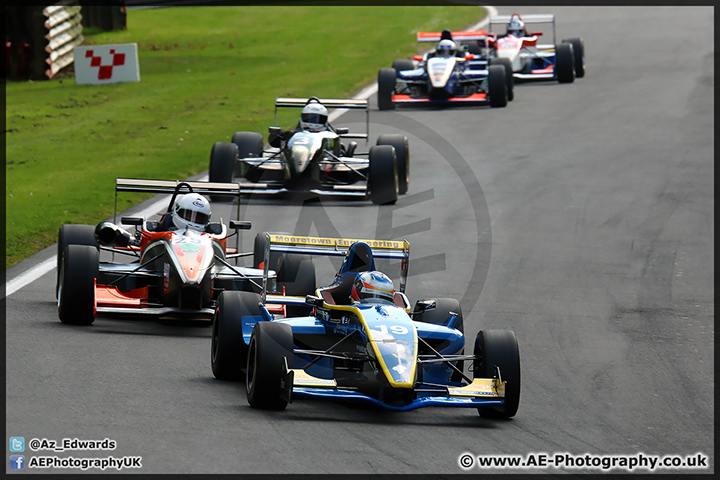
xmin=5 ymin=6 xmax=714 ymax=475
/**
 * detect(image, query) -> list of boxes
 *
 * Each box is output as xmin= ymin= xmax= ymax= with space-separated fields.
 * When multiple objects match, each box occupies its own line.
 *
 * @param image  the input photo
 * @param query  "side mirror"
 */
xmin=346 ymin=141 xmax=357 ymax=157
xmin=305 ymin=295 xmax=324 ymax=307
xmin=531 ymin=31 xmax=542 ymax=37
xmin=335 ymin=127 xmax=349 ymax=135
xmin=121 ymin=217 xmax=143 ymax=226
xmin=413 ymin=55 xmax=423 ymax=61
xmin=230 ymin=220 xmax=252 ymax=230
xmin=268 ymin=126 xmax=282 ymax=148
xmin=464 ymin=53 xmax=474 ymax=60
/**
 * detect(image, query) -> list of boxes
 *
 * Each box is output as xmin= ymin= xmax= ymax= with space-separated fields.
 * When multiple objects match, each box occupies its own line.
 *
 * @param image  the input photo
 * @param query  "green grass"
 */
xmin=5 ymin=5 xmax=485 ymax=268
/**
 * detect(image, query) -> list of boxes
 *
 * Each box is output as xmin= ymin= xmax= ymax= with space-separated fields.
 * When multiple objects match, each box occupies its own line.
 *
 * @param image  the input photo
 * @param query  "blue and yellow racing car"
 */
xmin=211 ymin=233 xmax=520 ymax=418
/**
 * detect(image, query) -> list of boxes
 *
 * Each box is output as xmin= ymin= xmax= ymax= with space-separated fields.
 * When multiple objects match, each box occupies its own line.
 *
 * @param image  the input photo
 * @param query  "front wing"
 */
xmin=291 ymin=373 xmax=506 ymax=411
xmin=391 ymin=93 xmax=490 ymax=105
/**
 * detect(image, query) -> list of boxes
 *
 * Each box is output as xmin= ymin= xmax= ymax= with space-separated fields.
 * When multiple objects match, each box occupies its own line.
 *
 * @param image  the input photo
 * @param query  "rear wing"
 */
xmin=274 ymin=96 xmax=369 ymax=140
xmin=260 ymin=233 xmax=410 ymax=302
xmin=489 ymin=13 xmax=556 ymax=43
xmin=489 ymin=14 xmax=555 ymax=25
xmin=113 ymin=177 xmax=242 ymax=225
xmin=417 ymin=30 xmax=489 ymax=43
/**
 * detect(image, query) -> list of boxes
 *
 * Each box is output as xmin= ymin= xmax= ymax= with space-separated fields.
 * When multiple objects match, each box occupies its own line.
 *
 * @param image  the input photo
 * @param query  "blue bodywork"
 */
xmin=241 ymin=239 xmax=505 ymax=411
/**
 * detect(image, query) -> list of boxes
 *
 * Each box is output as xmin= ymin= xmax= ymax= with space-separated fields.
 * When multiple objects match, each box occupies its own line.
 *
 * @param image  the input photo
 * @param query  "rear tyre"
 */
xmin=391 ymin=59 xmax=414 ymax=72
xmin=466 ymin=42 xmax=481 ymax=55
xmin=489 ymin=57 xmax=514 ymax=101
xmin=56 ymin=224 xmax=98 ymax=299
xmin=209 ymin=142 xmax=239 ymax=200
xmin=412 ymin=298 xmax=464 ymax=335
xmin=58 ymin=245 xmax=98 ymax=325
xmin=474 ymin=329 xmax=521 ymax=418
xmin=487 ymin=65 xmax=508 ymax=108
xmin=277 ymin=254 xmax=316 ymax=317
xmin=414 ymin=298 xmax=465 ymax=382
xmin=561 ymin=37 xmax=585 ymax=78
xmin=377 ymin=68 xmax=397 ymax=111
xmin=368 ymin=145 xmax=398 ymax=205
xmin=211 ymin=291 xmax=259 ymax=380
xmin=246 ymin=321 xmax=294 ymax=410
xmin=555 ymin=42 xmax=575 ymax=84
xmin=376 ymin=134 xmax=409 ymax=194
xmin=232 ymin=131 xmax=264 ymax=159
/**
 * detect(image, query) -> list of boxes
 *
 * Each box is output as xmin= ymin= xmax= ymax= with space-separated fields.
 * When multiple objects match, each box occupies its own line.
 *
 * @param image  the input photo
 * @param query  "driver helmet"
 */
xmin=436 ymin=39 xmax=457 ymax=57
xmin=172 ymin=193 xmax=211 ymax=232
xmin=300 ymin=102 xmax=328 ymax=132
xmin=507 ymin=18 xmax=525 ymax=37
xmin=351 ymin=271 xmax=395 ymax=304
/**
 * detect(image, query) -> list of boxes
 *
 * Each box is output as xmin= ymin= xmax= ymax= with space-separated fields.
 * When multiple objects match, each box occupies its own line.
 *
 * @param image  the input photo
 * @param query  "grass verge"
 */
xmin=5 ymin=5 xmax=485 ymax=268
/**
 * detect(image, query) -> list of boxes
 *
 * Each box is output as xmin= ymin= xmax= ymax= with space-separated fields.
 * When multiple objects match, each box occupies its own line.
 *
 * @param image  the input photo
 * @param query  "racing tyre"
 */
xmin=209 ymin=141 xmax=239 ymax=201
xmin=489 ymin=57 xmax=514 ymax=101
xmin=487 ymin=65 xmax=508 ymax=108
xmin=474 ymin=329 xmax=521 ymax=418
xmin=377 ymin=68 xmax=396 ymax=111
xmin=56 ymin=224 xmax=98 ymax=299
xmin=376 ymin=134 xmax=409 ymax=194
xmin=277 ymin=254 xmax=316 ymax=317
xmin=561 ymin=37 xmax=585 ymax=78
xmin=246 ymin=321 xmax=294 ymax=410
xmin=391 ymin=59 xmax=414 ymax=72
xmin=465 ymin=42 xmax=481 ymax=55
xmin=232 ymin=131 xmax=264 ymax=159
xmin=555 ymin=42 xmax=575 ymax=84
xmin=368 ymin=145 xmax=398 ymax=205
xmin=412 ymin=298 xmax=464 ymax=335
xmin=58 ymin=245 xmax=98 ymax=325
xmin=211 ymin=291 xmax=260 ymax=380
xmin=414 ymin=298 xmax=466 ymax=382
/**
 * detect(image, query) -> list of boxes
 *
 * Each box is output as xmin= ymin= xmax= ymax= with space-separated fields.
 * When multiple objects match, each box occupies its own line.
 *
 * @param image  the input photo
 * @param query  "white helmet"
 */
xmin=507 ymin=18 xmax=525 ymax=37
xmin=436 ymin=39 xmax=457 ymax=57
xmin=172 ymin=193 xmax=211 ymax=232
xmin=300 ymin=102 xmax=328 ymax=132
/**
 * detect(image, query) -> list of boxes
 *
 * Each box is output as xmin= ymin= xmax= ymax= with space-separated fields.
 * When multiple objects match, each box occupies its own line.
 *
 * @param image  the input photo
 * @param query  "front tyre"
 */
xmin=377 ymin=68 xmax=397 ymax=111
xmin=376 ymin=134 xmax=409 ymax=195
xmin=489 ymin=57 xmax=514 ymax=101
xmin=368 ymin=145 xmax=398 ymax=205
xmin=561 ymin=37 xmax=585 ymax=78
xmin=246 ymin=321 xmax=294 ymax=410
xmin=474 ymin=329 xmax=521 ymax=418
xmin=211 ymin=291 xmax=260 ymax=380
xmin=555 ymin=42 xmax=575 ymax=84
xmin=56 ymin=224 xmax=97 ymax=299
xmin=58 ymin=245 xmax=98 ymax=325
xmin=487 ymin=65 xmax=508 ymax=108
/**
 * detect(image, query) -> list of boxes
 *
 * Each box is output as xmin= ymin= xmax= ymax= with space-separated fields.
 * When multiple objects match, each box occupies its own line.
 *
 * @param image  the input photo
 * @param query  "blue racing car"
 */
xmin=377 ymin=29 xmax=510 ymax=110
xmin=210 ymin=233 xmax=521 ymax=418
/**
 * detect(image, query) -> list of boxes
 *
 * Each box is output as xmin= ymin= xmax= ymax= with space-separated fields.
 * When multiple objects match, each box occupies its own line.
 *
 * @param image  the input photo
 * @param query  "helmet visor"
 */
xmin=176 ymin=207 xmax=209 ymax=225
xmin=301 ymin=113 xmax=327 ymax=125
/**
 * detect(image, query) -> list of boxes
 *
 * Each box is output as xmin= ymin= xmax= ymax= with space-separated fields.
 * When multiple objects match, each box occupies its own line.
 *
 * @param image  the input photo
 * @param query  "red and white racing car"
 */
xmin=485 ymin=13 xmax=585 ymax=83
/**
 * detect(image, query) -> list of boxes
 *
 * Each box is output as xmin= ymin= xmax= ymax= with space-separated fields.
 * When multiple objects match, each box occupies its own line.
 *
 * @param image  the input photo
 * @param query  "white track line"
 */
xmin=5 ymin=7 xmax=496 ymax=298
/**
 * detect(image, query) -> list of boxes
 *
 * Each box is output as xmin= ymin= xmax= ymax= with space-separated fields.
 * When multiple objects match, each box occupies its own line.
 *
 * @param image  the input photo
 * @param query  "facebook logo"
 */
xmin=9 ymin=437 xmax=25 ymax=452
xmin=9 ymin=455 xmax=25 ymax=470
